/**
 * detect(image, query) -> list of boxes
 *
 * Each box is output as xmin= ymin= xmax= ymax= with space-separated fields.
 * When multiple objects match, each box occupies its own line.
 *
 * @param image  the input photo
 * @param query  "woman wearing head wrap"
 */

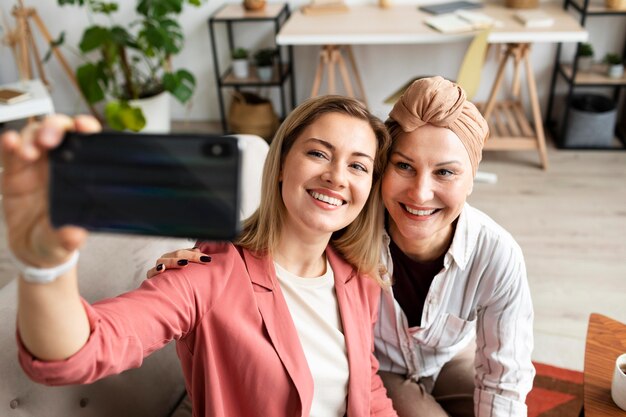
xmin=376 ymin=76 xmax=534 ymax=417
xmin=150 ymin=77 xmax=535 ymax=417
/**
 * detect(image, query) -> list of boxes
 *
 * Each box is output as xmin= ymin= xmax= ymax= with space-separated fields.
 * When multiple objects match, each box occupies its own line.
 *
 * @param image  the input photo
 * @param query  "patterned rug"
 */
xmin=527 ymin=362 xmax=583 ymax=417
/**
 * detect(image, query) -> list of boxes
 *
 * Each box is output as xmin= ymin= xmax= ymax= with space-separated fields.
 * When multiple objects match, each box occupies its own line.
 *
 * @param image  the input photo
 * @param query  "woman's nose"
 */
xmin=321 ymin=163 xmax=347 ymax=188
xmin=408 ymin=173 xmax=434 ymax=203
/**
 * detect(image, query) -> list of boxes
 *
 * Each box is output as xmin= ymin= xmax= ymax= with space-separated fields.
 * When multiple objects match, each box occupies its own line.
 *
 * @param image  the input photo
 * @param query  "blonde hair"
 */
xmin=235 ymin=95 xmax=390 ymax=285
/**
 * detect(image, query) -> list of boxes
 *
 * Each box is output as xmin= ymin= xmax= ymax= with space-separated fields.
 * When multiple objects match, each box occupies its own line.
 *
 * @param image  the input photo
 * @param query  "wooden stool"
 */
xmin=310 ymin=45 xmax=368 ymax=107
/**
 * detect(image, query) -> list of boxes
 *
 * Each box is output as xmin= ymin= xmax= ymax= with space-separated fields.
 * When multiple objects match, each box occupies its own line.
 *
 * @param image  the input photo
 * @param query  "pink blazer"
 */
xmin=19 ymin=242 xmax=397 ymax=417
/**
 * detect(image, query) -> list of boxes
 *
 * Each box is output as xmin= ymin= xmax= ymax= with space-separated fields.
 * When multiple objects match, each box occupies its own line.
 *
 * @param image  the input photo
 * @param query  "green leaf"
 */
xmin=77 ymin=63 xmax=105 ymax=104
xmin=163 ymin=69 xmax=195 ymax=104
xmin=139 ymin=18 xmax=183 ymax=55
xmin=58 ymin=0 xmax=85 ymax=5
xmin=105 ymin=101 xmax=146 ymax=131
xmin=137 ymin=0 xmax=184 ymax=18
xmin=79 ymin=26 xmax=110 ymax=53
xmin=91 ymin=1 xmax=119 ymax=14
xmin=43 ymin=32 xmax=66 ymax=63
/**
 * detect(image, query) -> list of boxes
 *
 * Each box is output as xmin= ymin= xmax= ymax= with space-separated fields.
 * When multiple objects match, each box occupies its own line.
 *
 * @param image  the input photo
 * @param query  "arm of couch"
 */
xmin=0 ymin=234 xmax=191 ymax=417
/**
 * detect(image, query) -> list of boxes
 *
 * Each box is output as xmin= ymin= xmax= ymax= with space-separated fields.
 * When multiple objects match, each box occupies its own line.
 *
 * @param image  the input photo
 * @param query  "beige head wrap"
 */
xmin=388 ymin=76 xmax=489 ymax=176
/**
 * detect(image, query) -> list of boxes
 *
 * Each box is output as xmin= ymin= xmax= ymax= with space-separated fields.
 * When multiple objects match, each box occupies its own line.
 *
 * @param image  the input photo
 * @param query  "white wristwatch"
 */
xmin=9 ymin=251 xmax=80 ymax=284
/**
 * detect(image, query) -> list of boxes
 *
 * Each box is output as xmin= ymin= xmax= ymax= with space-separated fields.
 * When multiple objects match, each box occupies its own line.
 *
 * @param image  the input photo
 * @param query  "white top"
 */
xmin=374 ymin=203 xmax=535 ymax=417
xmin=274 ymin=261 xmax=349 ymax=417
xmin=276 ymin=3 xmax=587 ymax=45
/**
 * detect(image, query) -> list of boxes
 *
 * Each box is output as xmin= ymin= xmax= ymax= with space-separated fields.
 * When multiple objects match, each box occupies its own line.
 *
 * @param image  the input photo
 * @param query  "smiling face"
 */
xmin=279 ymin=112 xmax=377 ymax=241
xmin=382 ymin=124 xmax=474 ymax=259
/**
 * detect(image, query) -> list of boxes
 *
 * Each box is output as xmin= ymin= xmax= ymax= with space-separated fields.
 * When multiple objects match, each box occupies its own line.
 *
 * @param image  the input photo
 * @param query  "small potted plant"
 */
xmin=231 ymin=47 xmax=250 ymax=79
xmin=604 ymin=53 xmax=624 ymax=79
xmin=254 ymin=48 xmax=277 ymax=82
xmin=577 ymin=43 xmax=594 ymax=73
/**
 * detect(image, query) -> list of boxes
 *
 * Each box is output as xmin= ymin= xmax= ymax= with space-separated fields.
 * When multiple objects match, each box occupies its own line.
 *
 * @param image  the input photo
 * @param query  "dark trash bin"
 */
xmin=563 ymin=94 xmax=617 ymax=148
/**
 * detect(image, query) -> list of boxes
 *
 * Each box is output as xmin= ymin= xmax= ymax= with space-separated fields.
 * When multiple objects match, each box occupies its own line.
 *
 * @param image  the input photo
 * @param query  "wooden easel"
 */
xmin=3 ymin=0 xmax=98 ymax=116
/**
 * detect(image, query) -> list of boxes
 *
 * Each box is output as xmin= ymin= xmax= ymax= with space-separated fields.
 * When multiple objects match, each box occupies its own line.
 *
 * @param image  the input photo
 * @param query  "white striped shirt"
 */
xmin=374 ymin=203 xmax=535 ymax=417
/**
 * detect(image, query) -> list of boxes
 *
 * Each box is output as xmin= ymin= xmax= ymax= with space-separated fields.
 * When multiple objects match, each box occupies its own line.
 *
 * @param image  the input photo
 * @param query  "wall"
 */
xmin=0 ymin=0 xmax=624 ymax=123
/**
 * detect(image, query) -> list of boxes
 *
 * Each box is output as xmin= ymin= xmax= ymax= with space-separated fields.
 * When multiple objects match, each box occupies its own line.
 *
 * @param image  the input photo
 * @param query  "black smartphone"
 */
xmin=49 ymin=131 xmax=242 ymax=241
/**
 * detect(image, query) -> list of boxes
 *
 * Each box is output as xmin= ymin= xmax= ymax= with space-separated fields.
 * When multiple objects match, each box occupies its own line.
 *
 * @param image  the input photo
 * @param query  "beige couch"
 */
xmin=0 ymin=134 xmax=268 ymax=417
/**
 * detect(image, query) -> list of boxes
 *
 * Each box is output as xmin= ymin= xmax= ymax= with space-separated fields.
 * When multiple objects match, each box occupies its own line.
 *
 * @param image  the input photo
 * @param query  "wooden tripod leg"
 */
xmin=14 ymin=8 xmax=32 ymax=79
xmin=328 ymin=46 xmax=337 ymax=94
xmin=483 ymin=45 xmax=511 ymax=118
xmin=344 ymin=45 xmax=368 ymax=107
xmin=311 ymin=46 xmax=328 ymax=97
xmin=511 ymin=44 xmax=522 ymax=99
xmin=336 ymin=47 xmax=355 ymax=98
xmin=30 ymin=11 xmax=100 ymax=118
xmin=24 ymin=16 xmax=48 ymax=85
xmin=522 ymin=45 xmax=549 ymax=170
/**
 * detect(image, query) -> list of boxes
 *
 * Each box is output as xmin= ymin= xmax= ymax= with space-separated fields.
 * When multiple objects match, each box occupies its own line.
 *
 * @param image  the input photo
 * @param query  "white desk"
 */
xmin=277 ymin=3 xmax=587 ymax=45
xmin=0 ymin=79 xmax=55 ymax=123
xmin=276 ymin=3 xmax=587 ymax=169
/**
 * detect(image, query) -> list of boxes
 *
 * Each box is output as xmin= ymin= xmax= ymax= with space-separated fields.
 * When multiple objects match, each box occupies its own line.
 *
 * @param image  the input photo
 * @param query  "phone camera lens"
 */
xmin=61 ymin=150 xmax=74 ymax=162
xmin=210 ymin=144 xmax=223 ymax=156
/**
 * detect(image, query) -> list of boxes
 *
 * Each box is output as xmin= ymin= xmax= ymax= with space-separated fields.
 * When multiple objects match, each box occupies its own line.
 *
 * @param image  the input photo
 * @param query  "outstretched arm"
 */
xmin=2 ymin=115 xmax=100 ymax=361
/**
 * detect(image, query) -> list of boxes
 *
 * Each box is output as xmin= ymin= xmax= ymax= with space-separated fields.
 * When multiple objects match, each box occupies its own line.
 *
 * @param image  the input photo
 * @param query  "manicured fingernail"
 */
xmin=200 ymin=256 xmax=212 ymax=263
xmin=177 ymin=259 xmax=188 ymax=266
xmin=156 ymin=263 xmax=164 ymax=271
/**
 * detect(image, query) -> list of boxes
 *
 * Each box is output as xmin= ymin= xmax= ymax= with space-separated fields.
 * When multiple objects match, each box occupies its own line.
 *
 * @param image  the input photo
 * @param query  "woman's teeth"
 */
xmin=404 ymin=206 xmax=436 ymax=216
xmin=310 ymin=191 xmax=343 ymax=207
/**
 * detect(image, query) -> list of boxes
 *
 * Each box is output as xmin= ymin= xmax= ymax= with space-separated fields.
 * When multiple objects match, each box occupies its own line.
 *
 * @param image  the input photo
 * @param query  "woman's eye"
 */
xmin=436 ymin=169 xmax=454 ymax=177
xmin=396 ymin=162 xmax=412 ymax=171
xmin=350 ymin=162 xmax=368 ymax=173
xmin=307 ymin=150 xmax=326 ymax=159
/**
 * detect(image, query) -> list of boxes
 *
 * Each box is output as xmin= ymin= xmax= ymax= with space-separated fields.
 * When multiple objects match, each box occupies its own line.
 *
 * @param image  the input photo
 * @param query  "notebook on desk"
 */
xmin=419 ymin=0 xmax=483 ymax=15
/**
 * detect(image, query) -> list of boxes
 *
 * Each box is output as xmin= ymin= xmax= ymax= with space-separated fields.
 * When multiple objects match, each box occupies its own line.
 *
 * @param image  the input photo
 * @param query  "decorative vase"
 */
xmin=243 ymin=0 xmax=266 ymax=11
xmin=577 ymin=56 xmax=593 ymax=73
xmin=232 ymin=59 xmax=250 ymax=79
xmin=607 ymin=63 xmax=624 ymax=79
xmin=257 ymin=65 xmax=273 ymax=82
xmin=129 ymin=91 xmax=170 ymax=133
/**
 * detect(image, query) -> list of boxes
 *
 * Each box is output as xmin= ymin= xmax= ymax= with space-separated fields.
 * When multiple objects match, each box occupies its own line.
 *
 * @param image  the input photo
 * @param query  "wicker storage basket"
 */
xmin=605 ymin=0 xmax=626 ymax=10
xmin=506 ymin=0 xmax=538 ymax=8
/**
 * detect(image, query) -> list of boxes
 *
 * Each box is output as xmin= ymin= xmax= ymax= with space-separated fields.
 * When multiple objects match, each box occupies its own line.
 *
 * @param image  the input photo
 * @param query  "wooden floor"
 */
xmin=470 ymin=147 xmax=626 ymax=370
xmin=1 ymin=119 xmax=625 ymax=371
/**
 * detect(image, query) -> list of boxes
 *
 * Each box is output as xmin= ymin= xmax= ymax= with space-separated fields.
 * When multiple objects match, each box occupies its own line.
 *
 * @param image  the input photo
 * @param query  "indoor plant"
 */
xmin=604 ymin=53 xmax=624 ymax=79
xmin=57 ymin=0 xmax=203 ymax=131
xmin=576 ymin=42 xmax=594 ymax=73
xmin=253 ymin=48 xmax=276 ymax=82
xmin=231 ymin=47 xmax=250 ymax=79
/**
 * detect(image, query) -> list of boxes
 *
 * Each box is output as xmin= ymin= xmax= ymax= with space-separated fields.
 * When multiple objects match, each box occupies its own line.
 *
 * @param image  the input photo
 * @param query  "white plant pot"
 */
xmin=257 ymin=66 xmax=273 ymax=82
xmin=129 ymin=91 xmax=170 ymax=133
xmin=232 ymin=59 xmax=249 ymax=79
xmin=607 ymin=64 xmax=624 ymax=79
xmin=577 ymin=56 xmax=593 ymax=73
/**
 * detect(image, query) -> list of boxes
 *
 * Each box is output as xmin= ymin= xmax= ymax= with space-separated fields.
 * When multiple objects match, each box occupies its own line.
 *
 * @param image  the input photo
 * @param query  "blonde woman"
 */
xmin=2 ymin=96 xmax=397 ymax=417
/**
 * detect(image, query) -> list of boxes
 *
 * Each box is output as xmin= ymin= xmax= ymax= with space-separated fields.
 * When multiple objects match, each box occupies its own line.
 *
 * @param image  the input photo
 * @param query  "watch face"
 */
xmin=243 ymin=0 xmax=266 ymax=10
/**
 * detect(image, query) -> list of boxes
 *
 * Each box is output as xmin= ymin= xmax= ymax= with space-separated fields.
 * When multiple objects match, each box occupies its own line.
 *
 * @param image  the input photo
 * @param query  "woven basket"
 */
xmin=605 ymin=0 xmax=626 ymax=10
xmin=506 ymin=0 xmax=538 ymax=8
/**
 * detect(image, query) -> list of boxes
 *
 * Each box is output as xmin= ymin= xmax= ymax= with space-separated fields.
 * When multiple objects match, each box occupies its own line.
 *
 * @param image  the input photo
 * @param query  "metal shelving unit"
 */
xmin=545 ymin=0 xmax=626 ymax=149
xmin=208 ymin=3 xmax=295 ymax=133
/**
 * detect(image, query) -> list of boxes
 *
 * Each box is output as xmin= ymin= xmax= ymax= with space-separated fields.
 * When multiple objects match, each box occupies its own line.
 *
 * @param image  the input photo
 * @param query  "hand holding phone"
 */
xmin=49 ymin=132 xmax=243 ymax=241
